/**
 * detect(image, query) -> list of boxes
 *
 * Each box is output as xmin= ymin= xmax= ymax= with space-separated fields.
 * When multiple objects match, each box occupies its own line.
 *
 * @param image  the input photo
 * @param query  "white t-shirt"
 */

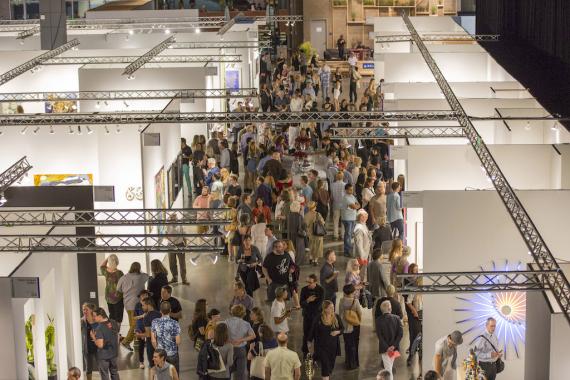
xmin=270 ymin=299 xmax=289 ymax=333
xmin=333 ymin=87 xmax=341 ymax=100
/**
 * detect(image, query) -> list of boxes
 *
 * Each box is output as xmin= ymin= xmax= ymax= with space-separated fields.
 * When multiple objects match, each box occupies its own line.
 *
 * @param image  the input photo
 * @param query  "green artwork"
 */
xmin=25 ymin=315 xmax=57 ymax=377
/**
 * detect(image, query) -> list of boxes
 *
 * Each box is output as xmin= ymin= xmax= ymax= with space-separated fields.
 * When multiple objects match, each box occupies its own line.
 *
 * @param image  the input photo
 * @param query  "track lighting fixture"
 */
xmin=49 ymin=126 xmax=55 ymax=134
xmin=210 ymin=254 xmax=219 ymax=264
xmin=123 ymin=100 xmax=129 ymax=108
xmin=195 ymin=28 xmax=201 ymax=33
xmin=87 ymin=126 xmax=93 ymax=134
xmin=77 ymin=126 xmax=82 ymax=135
xmin=127 ymin=74 xmax=135 ymax=80
xmin=104 ymin=100 xmax=109 ymax=106
xmin=0 ymin=193 xmax=6 ymax=206
xmin=104 ymin=126 xmax=110 ymax=134
xmin=20 ymin=126 xmax=28 ymax=135
xmin=68 ymin=126 xmax=74 ymax=134
xmin=164 ymin=29 xmax=171 ymax=35
xmin=33 ymin=126 xmax=40 ymax=134
xmin=189 ymin=255 xmax=199 ymax=266
xmin=115 ymin=125 xmax=121 ymax=134
xmin=95 ymin=101 xmax=101 ymax=109
xmin=128 ymin=29 xmax=134 ymax=35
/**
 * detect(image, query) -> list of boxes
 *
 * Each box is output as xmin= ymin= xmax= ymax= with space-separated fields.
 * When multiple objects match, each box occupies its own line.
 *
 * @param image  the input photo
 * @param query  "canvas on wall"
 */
xmin=167 ymin=159 xmax=181 ymax=208
xmin=34 ymin=174 xmax=93 ymax=186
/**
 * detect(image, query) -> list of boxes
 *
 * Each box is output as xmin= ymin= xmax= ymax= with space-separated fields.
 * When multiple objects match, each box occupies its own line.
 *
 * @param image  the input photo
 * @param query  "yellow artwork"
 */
xmin=34 ymin=174 xmax=93 ymax=186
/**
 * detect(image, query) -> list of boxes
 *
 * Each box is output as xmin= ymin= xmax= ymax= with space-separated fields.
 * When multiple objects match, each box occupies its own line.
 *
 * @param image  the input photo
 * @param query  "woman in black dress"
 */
xmin=309 ymin=300 xmax=344 ymax=380
xmin=147 ymin=259 xmax=168 ymax=309
xmin=236 ymin=235 xmax=262 ymax=297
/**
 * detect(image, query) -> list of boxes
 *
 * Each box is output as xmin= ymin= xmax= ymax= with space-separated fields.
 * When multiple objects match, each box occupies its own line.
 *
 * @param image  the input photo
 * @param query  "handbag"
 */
xmin=344 ymin=299 xmax=361 ymax=326
xmin=297 ymin=221 xmax=308 ymax=238
xmin=249 ymin=342 xmax=266 ymax=379
xmin=312 ymin=215 xmax=327 ymax=237
xmin=478 ymin=335 xmax=505 ymax=373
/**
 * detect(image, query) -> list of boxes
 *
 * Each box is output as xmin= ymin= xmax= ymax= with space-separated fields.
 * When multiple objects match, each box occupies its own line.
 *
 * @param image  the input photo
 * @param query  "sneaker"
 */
xmin=121 ymin=342 xmax=133 ymax=352
xmin=139 ymin=363 xmax=145 ymax=369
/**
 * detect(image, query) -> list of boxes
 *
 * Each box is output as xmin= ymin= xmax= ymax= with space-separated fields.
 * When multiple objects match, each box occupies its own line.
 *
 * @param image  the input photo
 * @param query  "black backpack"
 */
xmin=197 ymin=342 xmax=223 ymax=376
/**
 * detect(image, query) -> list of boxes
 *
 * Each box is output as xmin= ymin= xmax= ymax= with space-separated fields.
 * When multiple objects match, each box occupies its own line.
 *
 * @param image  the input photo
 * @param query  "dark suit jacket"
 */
xmin=375 ymin=313 xmax=403 ymax=354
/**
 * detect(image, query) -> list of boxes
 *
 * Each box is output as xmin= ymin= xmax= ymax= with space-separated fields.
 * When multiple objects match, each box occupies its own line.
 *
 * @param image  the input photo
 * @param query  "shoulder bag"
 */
xmin=344 ymin=299 xmax=361 ymax=326
xmin=478 ymin=335 xmax=505 ymax=373
xmin=249 ymin=342 xmax=266 ymax=379
xmin=312 ymin=214 xmax=327 ymax=237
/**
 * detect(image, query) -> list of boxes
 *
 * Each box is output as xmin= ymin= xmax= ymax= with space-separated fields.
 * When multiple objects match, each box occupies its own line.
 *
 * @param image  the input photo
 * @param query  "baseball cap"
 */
xmin=450 ymin=330 xmax=463 ymax=345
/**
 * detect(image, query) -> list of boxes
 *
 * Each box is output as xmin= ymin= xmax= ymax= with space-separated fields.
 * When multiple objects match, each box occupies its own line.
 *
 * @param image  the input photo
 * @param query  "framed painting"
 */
xmin=34 ymin=174 xmax=93 ymax=186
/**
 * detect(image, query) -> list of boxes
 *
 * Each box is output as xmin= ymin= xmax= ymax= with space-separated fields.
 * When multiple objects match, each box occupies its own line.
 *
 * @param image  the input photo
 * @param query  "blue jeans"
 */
xmin=391 ymin=219 xmax=404 ymax=241
xmin=182 ymin=164 xmax=192 ymax=197
xmin=342 ymin=220 xmax=355 ymax=256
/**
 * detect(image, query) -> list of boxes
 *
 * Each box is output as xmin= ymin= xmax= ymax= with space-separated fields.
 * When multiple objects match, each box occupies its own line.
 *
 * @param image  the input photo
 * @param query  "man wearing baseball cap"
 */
xmin=433 ymin=330 xmax=463 ymax=377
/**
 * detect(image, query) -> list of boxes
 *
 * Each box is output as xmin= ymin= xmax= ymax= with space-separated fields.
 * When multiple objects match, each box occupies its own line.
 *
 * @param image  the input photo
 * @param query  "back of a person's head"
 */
xmin=424 ymin=370 xmax=441 ymax=380
xmin=376 ymin=369 xmax=392 ymax=380
xmin=276 ymin=332 xmax=288 ymax=346
xmin=160 ymin=301 xmax=172 ymax=315
xmin=231 ymin=304 xmax=246 ymax=318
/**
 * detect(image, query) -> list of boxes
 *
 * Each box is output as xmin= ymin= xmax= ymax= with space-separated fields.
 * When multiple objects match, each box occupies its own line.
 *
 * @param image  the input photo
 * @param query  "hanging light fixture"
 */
xmin=104 ymin=125 xmax=110 ymax=134
xmin=32 ymin=126 xmax=40 ymax=134
xmin=95 ymin=101 xmax=101 ymax=109
xmin=0 ymin=193 xmax=7 ymax=206
xmin=87 ymin=126 xmax=93 ymax=135
xmin=68 ymin=126 xmax=74 ymax=134
xmin=20 ymin=126 xmax=28 ymax=135
xmin=49 ymin=126 xmax=55 ymax=134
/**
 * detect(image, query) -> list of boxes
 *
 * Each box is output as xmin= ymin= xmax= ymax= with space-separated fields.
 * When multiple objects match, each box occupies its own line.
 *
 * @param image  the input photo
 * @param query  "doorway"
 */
xmin=310 ymin=20 xmax=327 ymax=58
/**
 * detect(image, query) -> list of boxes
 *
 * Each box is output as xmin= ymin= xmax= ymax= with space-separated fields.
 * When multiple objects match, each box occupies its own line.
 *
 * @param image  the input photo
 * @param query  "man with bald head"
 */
xmin=265 ymin=332 xmax=301 ymax=380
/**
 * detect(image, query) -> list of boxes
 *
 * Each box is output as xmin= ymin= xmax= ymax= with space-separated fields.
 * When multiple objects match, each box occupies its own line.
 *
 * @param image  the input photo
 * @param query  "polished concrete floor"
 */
xmin=92 ymin=237 xmax=422 ymax=380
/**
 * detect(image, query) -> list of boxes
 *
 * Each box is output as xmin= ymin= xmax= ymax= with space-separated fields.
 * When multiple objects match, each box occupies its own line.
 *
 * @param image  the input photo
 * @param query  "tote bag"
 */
xmin=250 ymin=343 xmax=266 ymax=379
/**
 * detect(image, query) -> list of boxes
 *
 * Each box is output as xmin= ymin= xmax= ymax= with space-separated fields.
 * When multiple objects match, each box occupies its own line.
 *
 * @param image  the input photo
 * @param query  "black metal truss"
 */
xmin=0 ymin=88 xmax=258 ymax=102
xmin=375 ymin=34 xmax=500 ymax=43
xmin=123 ymin=35 xmax=176 ymax=76
xmin=16 ymin=26 xmax=39 ymax=40
xmin=42 ymin=54 xmax=241 ymax=65
xmin=0 ymin=110 xmax=458 ymax=126
xmin=330 ymin=126 xmax=465 ymax=139
xmin=171 ymin=41 xmax=270 ymax=49
xmin=403 ymin=13 xmax=570 ymax=324
xmin=397 ymin=270 xmax=556 ymax=294
xmin=0 ymin=234 xmax=223 ymax=253
xmin=0 ymin=39 xmax=80 ymax=86
xmin=0 ymin=156 xmax=32 ymax=192
xmin=0 ymin=208 xmax=230 ymax=226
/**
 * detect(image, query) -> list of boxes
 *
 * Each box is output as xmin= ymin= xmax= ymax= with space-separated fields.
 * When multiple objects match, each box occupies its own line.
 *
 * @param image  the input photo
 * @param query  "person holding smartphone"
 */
xmin=473 ymin=317 xmax=502 ymax=380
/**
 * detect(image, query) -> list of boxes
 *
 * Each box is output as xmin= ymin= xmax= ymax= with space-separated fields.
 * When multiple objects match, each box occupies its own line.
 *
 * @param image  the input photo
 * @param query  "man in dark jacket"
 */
xmin=375 ymin=300 xmax=403 ymax=377
xmin=299 ymin=274 xmax=324 ymax=356
xmin=375 ymin=285 xmax=403 ymax=320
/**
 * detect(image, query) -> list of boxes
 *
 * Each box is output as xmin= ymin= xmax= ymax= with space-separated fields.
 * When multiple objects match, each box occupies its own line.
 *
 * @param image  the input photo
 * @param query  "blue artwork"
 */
xmin=225 ymin=69 xmax=240 ymax=91
xmin=454 ymin=260 xmax=526 ymax=359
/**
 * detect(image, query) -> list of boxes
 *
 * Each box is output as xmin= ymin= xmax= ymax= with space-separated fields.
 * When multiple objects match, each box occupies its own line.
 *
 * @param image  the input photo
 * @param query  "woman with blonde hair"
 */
xmin=99 ymin=254 xmax=124 ymax=324
xmin=220 ymin=167 xmax=230 ymax=188
xmin=304 ymin=201 xmax=325 ymax=266
xmin=308 ymin=300 xmax=343 ymax=380
xmin=344 ymin=258 xmax=365 ymax=299
xmin=388 ymin=239 xmax=403 ymax=285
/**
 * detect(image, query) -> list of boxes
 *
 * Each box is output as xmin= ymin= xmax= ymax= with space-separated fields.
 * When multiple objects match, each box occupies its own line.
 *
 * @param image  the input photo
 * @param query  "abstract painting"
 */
xmin=34 ymin=174 xmax=93 ymax=187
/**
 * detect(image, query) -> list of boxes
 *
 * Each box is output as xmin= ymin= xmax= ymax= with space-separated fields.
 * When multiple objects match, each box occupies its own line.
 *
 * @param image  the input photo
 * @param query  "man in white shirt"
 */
xmin=473 ymin=318 xmax=502 ymax=380
xmin=265 ymin=333 xmax=301 ymax=380
xmin=271 ymin=286 xmax=291 ymax=333
xmin=348 ymin=52 xmax=358 ymax=67
xmin=433 ymin=330 xmax=463 ymax=378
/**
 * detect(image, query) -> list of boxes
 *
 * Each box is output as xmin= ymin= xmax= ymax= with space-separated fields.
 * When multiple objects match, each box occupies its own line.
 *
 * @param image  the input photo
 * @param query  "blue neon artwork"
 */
xmin=454 ymin=260 xmax=526 ymax=359
xmin=225 ymin=70 xmax=240 ymax=91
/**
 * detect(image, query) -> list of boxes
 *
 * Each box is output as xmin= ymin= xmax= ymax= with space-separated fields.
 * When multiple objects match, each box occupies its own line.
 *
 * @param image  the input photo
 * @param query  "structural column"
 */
xmin=39 ymin=0 xmax=67 ymax=50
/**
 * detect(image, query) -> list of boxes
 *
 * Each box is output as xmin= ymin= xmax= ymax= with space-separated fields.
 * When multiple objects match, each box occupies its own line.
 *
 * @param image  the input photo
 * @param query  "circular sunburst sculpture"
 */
xmin=455 ymin=260 xmax=526 ymax=359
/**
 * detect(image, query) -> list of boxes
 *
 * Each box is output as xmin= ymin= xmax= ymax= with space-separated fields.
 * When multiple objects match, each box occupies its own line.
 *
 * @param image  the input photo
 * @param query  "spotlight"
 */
xmin=115 ymin=125 xmax=121 ymax=134
xmin=95 ymin=101 xmax=101 ymax=109
xmin=71 ymin=45 xmax=78 ymax=51
xmin=524 ymin=121 xmax=531 ymax=130
xmin=77 ymin=126 xmax=82 ymax=135
xmin=19 ymin=40 xmax=24 ymax=46
xmin=87 ymin=126 xmax=93 ymax=134
xmin=195 ymin=27 xmax=200 ymax=33
xmin=0 ymin=127 xmax=3 ymax=135
xmin=104 ymin=100 xmax=109 ymax=106
xmin=291 ymin=21 xmax=296 ymax=27
xmin=129 ymin=29 xmax=134 ymax=35
xmin=104 ymin=126 xmax=110 ymax=134
xmin=32 ymin=126 xmax=40 ymax=134
xmin=210 ymin=254 xmax=219 ymax=264
xmin=189 ymin=255 xmax=199 ymax=266
xmin=0 ymin=193 xmax=6 ymax=206
xmin=49 ymin=126 xmax=55 ymax=134
xmin=127 ymin=74 xmax=135 ymax=80
xmin=20 ymin=126 xmax=28 ymax=135
xmin=68 ymin=126 xmax=74 ymax=134
xmin=164 ymin=29 xmax=171 ymax=35
xmin=123 ymin=100 xmax=129 ymax=108
xmin=551 ymin=124 xmax=559 ymax=131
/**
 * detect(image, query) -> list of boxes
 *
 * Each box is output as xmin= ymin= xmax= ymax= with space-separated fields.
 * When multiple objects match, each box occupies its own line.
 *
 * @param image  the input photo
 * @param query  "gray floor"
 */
xmin=93 ymin=238 xmax=422 ymax=380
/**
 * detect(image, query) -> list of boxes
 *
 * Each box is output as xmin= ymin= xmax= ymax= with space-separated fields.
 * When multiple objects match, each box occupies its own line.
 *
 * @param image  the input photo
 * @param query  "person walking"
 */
xmin=433 ymin=330 xmax=464 ymax=378
xmin=319 ymin=249 xmax=340 ymax=309
xmin=262 ymin=240 xmax=293 ymax=302
xmin=265 ymin=333 xmax=302 ymax=380
xmin=141 ymin=298 xmax=161 ymax=367
xmin=330 ymin=171 xmax=346 ymax=240
xmin=286 ymin=201 xmax=307 ymax=265
xmin=369 ymin=182 xmax=387 ymax=228
xmin=339 ymin=284 xmax=362 ymax=371
xmin=300 ymin=274 xmax=324 ymax=357
xmin=151 ymin=302 xmax=182 ymax=375
xmin=236 ymin=235 xmax=263 ymax=297
xmin=353 ymin=209 xmax=372 ymax=281
xmin=190 ymin=299 xmax=208 ymax=353
xmin=150 ymin=349 xmax=179 ymax=380
xmin=225 ymin=305 xmax=256 ymax=380
xmin=90 ymin=308 xmax=120 ymax=380
xmin=133 ymin=290 xmax=151 ymax=369
xmin=81 ymin=303 xmax=98 ymax=380
xmin=116 ymin=262 xmax=149 ymax=351
xmin=99 ymin=255 xmax=124 ymax=325
xmin=304 ymin=201 xmax=325 ymax=266
xmin=341 ymin=184 xmax=360 ymax=257
xmin=375 ymin=300 xmax=403 ymax=378
xmin=181 ymin=138 xmax=193 ymax=196
xmin=270 ymin=286 xmax=292 ymax=334
xmin=386 ymin=181 xmax=404 ymax=240
xmin=308 ymin=300 xmax=343 ymax=380
xmin=166 ymin=214 xmax=189 ymax=285
xmin=473 ymin=317 xmax=502 ymax=380
xmin=148 ymin=259 xmax=169 ymax=311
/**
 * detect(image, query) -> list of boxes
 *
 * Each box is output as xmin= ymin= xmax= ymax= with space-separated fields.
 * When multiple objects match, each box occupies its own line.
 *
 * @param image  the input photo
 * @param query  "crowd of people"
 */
xmin=75 ymin=49 xmax=504 ymax=380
